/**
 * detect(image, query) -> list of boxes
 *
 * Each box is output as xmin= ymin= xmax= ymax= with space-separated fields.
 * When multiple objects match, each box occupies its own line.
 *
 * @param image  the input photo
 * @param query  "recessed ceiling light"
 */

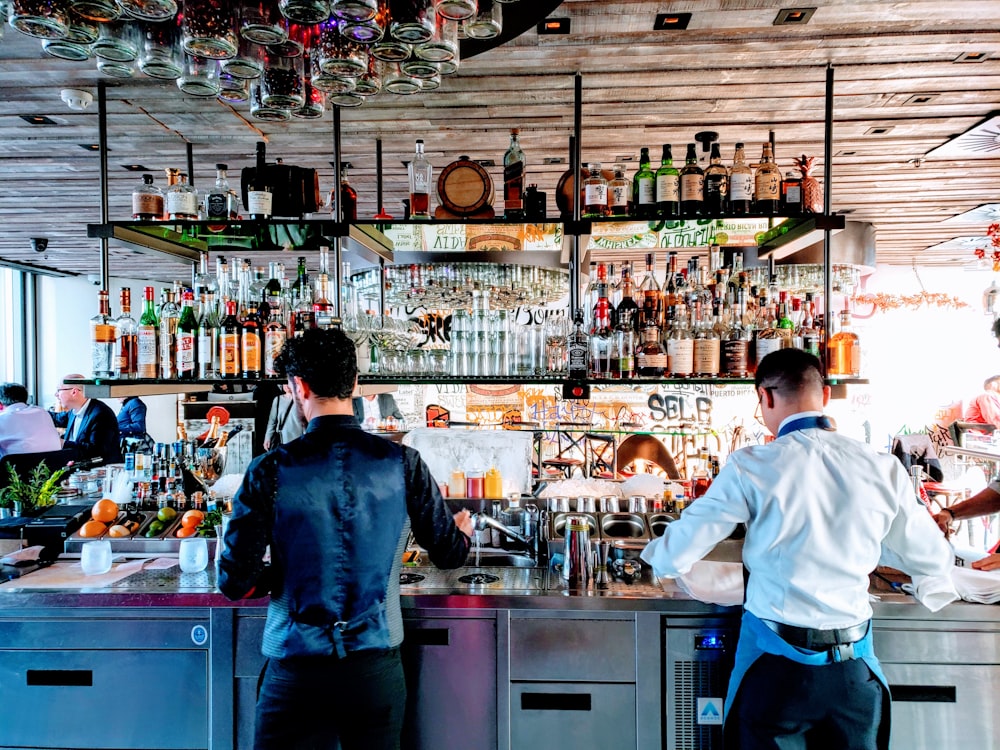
xmin=774 ymin=7 xmax=816 ymax=25
xmin=537 ymin=17 xmax=570 ymax=35
xmin=903 ymin=94 xmax=938 ymax=105
xmin=836 ymin=150 xmax=857 ymax=156
xmin=654 ymin=13 xmax=691 ymax=30
xmin=121 ymin=164 xmax=149 ymax=171
xmin=476 ymin=159 xmax=496 ymax=167
xmin=615 ymin=155 xmax=634 ymax=162
xmin=329 ymin=161 xmax=353 ymax=170
xmin=955 ymin=51 xmax=989 ymax=63
xmin=20 ymin=115 xmax=57 ymax=125
xmin=543 ymin=157 xmax=565 ymax=165
xmin=79 ymin=144 xmax=102 ymax=151
xmin=864 ymin=126 xmax=894 ymax=135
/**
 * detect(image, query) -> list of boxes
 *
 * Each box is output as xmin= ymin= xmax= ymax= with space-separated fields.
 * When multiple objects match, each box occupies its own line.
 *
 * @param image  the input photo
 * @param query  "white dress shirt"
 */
xmin=66 ymin=399 xmax=92 ymax=443
xmin=0 ymin=403 xmax=62 ymax=458
xmin=641 ymin=412 xmax=957 ymax=629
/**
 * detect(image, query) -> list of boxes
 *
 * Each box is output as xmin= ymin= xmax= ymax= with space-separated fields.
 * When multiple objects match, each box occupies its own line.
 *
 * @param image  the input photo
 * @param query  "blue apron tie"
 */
xmin=777 ymin=414 xmax=835 ymax=438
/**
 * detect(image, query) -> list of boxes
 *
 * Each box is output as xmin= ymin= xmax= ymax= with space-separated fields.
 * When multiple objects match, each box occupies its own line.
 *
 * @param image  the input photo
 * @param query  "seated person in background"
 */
xmin=117 ymin=396 xmax=147 ymax=439
xmin=352 ymin=393 xmax=404 ymax=428
xmin=0 ymin=382 xmax=61 ymax=458
xmin=264 ymin=384 xmax=306 ymax=450
xmin=964 ymin=375 xmax=1000 ymax=427
xmin=51 ymin=375 xmax=122 ymax=465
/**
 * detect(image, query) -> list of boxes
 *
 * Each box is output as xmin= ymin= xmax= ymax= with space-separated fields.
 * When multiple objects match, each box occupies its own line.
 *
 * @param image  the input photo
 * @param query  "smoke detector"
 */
xmin=61 ymin=89 xmax=93 ymax=111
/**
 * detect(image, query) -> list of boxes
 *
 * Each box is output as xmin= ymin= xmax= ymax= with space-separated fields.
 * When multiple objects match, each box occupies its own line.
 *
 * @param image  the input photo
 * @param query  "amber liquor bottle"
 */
xmin=114 ymin=288 xmax=138 ymax=379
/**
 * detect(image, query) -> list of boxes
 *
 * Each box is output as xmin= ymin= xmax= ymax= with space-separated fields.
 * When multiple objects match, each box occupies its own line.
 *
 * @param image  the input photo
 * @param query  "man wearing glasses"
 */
xmin=50 ymin=376 xmax=122 ymax=465
xmin=642 ymin=348 xmax=956 ymax=750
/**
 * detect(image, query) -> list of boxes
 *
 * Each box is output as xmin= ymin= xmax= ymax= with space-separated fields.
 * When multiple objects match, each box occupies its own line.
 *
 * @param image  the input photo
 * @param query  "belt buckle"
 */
xmin=832 ymin=641 xmax=856 ymax=662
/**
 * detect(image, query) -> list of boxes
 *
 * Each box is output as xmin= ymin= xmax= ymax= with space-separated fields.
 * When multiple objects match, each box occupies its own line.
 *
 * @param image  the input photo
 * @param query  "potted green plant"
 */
xmin=0 ymin=463 xmax=69 ymax=517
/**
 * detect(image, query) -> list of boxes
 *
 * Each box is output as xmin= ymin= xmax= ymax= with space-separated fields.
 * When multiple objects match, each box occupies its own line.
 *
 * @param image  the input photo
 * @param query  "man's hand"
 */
xmin=453 ymin=509 xmax=474 ymax=539
xmin=971 ymin=553 xmax=1000 ymax=572
xmin=932 ymin=511 xmax=954 ymax=537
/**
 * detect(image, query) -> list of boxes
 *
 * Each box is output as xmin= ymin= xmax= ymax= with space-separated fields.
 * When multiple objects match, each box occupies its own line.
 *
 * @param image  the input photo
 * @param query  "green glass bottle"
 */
xmin=655 ymin=145 xmax=679 ymax=218
xmin=631 ymin=147 xmax=656 ymax=219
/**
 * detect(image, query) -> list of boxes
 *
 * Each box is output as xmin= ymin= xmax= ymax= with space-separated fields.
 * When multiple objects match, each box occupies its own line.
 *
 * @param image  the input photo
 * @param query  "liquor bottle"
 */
xmin=241 ymin=306 xmax=262 ymax=379
xmin=692 ymin=302 xmax=721 ymax=376
xmin=654 ymin=144 xmax=679 ymax=218
xmin=264 ymin=303 xmax=287 ymax=377
xmin=91 ymin=289 xmax=116 ymax=379
xmin=408 ymin=139 xmax=432 ymax=219
xmin=567 ymin=309 xmax=590 ymax=379
xmin=216 ymin=255 xmax=230 ymax=302
xmin=290 ymin=255 xmax=310 ymax=309
xmin=582 ymin=162 xmax=608 ymax=218
xmin=828 ymin=304 xmax=860 ymax=377
xmin=754 ymin=297 xmax=783 ymax=366
xmin=330 ymin=163 xmax=358 ymax=221
xmin=162 ymin=168 xmax=180 ymax=220
xmin=638 ymin=252 xmax=661 ymax=330
xmin=197 ymin=291 xmax=221 ymax=379
xmin=614 ymin=263 xmax=640 ymax=333
xmin=312 ymin=251 xmax=334 ymax=330
xmin=590 ymin=262 xmax=608 ymax=325
xmin=636 ymin=323 xmax=667 ymax=377
xmin=175 ymin=290 xmax=198 ymax=380
xmin=589 ymin=280 xmax=613 ymax=378
xmin=776 ymin=291 xmax=795 ymax=347
xmin=666 ymin=307 xmax=694 ymax=377
xmin=722 ymin=290 xmax=751 ymax=377
xmin=608 ymin=263 xmax=621 ymax=312
xmin=754 ymin=142 xmax=781 ymax=215
xmin=219 ymin=301 xmax=241 ymax=378
xmin=158 ymin=289 xmax=179 ymax=379
xmin=679 ymin=143 xmax=705 ymax=216
xmin=204 ymin=163 xmax=239 ymax=231
xmin=503 ymin=128 xmax=525 ymax=220
xmin=781 ymin=169 xmax=803 ymax=215
xmin=611 ymin=319 xmax=635 ymax=379
xmin=132 ymin=173 xmax=164 ymax=220
xmin=114 ymin=288 xmax=138 ymax=379
xmin=608 ymin=163 xmax=630 ymax=218
xmin=293 ymin=288 xmax=315 ymax=336
xmin=631 ymin=147 xmax=656 ymax=219
xmin=703 ymin=143 xmax=729 ymax=216
xmin=729 ymin=143 xmax=754 ymax=216
xmin=661 ymin=252 xmax=679 ymax=310
xmin=166 ymin=172 xmax=199 ymax=221
xmin=247 ymin=141 xmax=273 ymax=220
xmin=136 ymin=286 xmax=159 ymax=379
xmin=799 ymin=292 xmax=821 ymax=357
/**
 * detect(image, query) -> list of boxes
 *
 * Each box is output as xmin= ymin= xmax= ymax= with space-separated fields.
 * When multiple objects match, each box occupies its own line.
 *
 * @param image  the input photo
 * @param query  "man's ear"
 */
xmin=821 ymin=385 xmax=832 ymax=407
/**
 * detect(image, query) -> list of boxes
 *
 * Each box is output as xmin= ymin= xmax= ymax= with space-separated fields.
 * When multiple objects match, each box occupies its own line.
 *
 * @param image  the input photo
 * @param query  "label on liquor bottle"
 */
xmin=638 ymin=351 xmax=668 ymax=369
xmin=166 ymin=192 xmax=198 ymax=218
xmin=705 ymin=174 xmax=728 ymax=198
xmin=247 ymin=190 xmax=273 ymax=217
xmin=133 ymin=193 xmax=162 ymax=218
xmin=242 ymin=332 xmax=261 ymax=372
xmin=92 ymin=342 xmax=113 ymax=377
xmin=722 ymin=340 xmax=749 ymax=375
xmin=220 ymin=334 xmax=240 ymax=375
xmin=637 ymin=176 xmax=656 ymax=205
xmin=504 ymin=161 xmax=524 ymax=212
xmin=755 ymin=335 xmax=783 ymax=364
xmin=610 ymin=184 xmax=629 ymax=208
xmin=206 ymin=192 xmax=228 ymax=220
xmin=568 ymin=337 xmax=588 ymax=378
xmin=176 ymin=332 xmax=195 ymax=374
xmin=681 ymin=174 xmax=705 ymax=202
xmin=667 ymin=338 xmax=694 ymax=375
xmin=137 ymin=327 xmax=158 ymax=377
xmin=693 ymin=339 xmax=721 ymax=375
xmin=159 ymin=330 xmax=175 ymax=377
xmin=731 ymin=174 xmax=754 ymax=202
xmin=197 ymin=332 xmax=216 ymax=374
xmin=265 ymin=329 xmax=287 ymax=376
xmin=655 ymin=174 xmax=679 ymax=203
xmin=755 ymin=171 xmax=780 ymax=201
xmin=585 ymin=183 xmax=608 ymax=206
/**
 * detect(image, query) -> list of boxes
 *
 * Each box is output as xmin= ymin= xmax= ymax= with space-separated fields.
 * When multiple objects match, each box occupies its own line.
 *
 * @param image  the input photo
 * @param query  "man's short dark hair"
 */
xmin=0 ymin=383 xmax=29 ymax=407
xmin=992 ymin=318 xmax=1000 ymax=339
xmin=755 ymin=348 xmax=824 ymax=393
xmin=275 ymin=328 xmax=357 ymax=399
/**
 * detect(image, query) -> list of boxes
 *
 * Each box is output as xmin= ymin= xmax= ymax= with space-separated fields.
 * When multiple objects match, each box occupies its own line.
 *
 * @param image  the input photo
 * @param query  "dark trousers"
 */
xmin=732 ymin=652 xmax=886 ymax=750
xmin=254 ymin=647 xmax=406 ymax=750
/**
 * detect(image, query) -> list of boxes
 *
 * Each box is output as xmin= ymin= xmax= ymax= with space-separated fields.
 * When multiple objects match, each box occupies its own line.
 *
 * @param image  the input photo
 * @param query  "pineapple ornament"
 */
xmin=794 ymin=155 xmax=823 ymax=213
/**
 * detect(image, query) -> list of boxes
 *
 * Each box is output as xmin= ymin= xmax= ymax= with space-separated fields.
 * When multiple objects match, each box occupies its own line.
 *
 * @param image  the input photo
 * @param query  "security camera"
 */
xmin=31 ymin=237 xmax=48 ymax=253
xmin=60 ymin=88 xmax=93 ymax=111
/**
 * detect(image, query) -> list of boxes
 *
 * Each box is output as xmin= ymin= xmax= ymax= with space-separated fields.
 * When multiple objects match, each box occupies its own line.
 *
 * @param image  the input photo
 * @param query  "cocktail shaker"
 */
xmin=563 ymin=515 xmax=592 ymax=589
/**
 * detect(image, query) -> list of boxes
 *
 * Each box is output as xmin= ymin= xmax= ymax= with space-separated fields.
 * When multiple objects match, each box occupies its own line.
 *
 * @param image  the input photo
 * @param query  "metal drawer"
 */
xmin=510 ymin=616 xmax=635 ymax=682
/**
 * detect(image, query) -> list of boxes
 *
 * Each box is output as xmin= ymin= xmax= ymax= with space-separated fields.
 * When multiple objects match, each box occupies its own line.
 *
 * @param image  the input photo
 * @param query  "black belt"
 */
xmin=763 ymin=619 xmax=870 ymax=660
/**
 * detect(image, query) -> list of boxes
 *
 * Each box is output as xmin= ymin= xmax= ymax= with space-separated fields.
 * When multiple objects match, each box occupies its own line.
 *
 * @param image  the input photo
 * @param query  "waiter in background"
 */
xmin=642 ymin=348 xmax=957 ymax=749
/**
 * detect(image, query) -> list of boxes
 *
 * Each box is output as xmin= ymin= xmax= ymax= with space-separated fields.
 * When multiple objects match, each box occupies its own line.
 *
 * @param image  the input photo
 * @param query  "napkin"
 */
xmin=674 ymin=560 xmax=745 ymax=606
xmin=0 ymin=545 xmax=46 ymax=566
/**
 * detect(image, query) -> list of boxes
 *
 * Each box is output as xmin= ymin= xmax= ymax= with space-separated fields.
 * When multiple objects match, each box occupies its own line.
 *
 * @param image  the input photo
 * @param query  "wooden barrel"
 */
xmin=437 ymin=156 xmax=494 ymax=216
xmin=556 ymin=166 xmax=616 ymax=218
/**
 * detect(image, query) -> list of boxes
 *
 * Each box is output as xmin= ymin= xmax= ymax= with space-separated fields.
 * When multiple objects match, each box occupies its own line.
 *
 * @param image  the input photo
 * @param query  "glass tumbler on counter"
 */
xmin=9 ymin=0 xmax=70 ymax=38
xmin=516 ymin=325 xmax=545 ymax=376
xmin=544 ymin=315 xmax=570 ymax=374
xmin=181 ymin=0 xmax=238 ymax=59
xmin=81 ymin=540 xmax=113 ymax=576
xmin=179 ymin=536 xmax=209 ymax=573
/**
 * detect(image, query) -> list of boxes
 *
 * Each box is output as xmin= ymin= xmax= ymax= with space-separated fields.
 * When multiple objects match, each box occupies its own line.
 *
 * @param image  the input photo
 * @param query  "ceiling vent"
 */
xmin=925 ymin=114 xmax=1000 ymax=159
xmin=943 ymin=203 xmax=1000 ymax=225
xmin=954 ymin=51 xmax=990 ymax=63
xmin=923 ymin=236 xmax=991 ymax=254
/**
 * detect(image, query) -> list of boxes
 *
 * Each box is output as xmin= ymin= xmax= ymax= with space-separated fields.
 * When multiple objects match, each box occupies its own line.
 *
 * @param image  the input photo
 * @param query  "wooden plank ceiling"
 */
xmin=0 ymin=0 xmax=999 ymax=282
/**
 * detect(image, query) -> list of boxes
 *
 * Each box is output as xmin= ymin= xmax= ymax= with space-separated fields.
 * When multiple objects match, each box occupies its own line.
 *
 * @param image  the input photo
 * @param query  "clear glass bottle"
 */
xmin=567 ymin=309 xmax=589 ymax=379
xmin=655 ymin=144 xmax=679 ymax=218
xmin=503 ymin=128 xmax=526 ymax=219
xmin=137 ymin=286 xmax=159 ymax=379
xmin=703 ymin=142 xmax=729 ymax=216
xmin=631 ymin=147 xmax=656 ymax=219
xmin=692 ymin=302 xmax=721 ymax=377
xmin=754 ymin=297 xmax=783 ymax=366
xmin=194 ymin=251 xmax=219 ymax=301
xmin=666 ymin=308 xmax=694 ymax=377
xmin=589 ymin=281 xmax=613 ymax=378
xmin=197 ymin=291 xmax=221 ymax=379
xmin=204 ymin=163 xmax=239 ymax=230
xmin=637 ymin=322 xmax=667 ymax=377
xmin=264 ymin=303 xmax=287 ymax=377
xmin=408 ymin=139 xmax=433 ymax=219
xmin=582 ymin=162 xmax=608 ymax=218
xmin=175 ymin=290 xmax=198 ymax=379
xmin=679 ymin=143 xmax=705 ymax=216
xmin=158 ymin=289 xmax=179 ymax=379
xmin=132 ymin=173 xmax=164 ymax=220
xmin=114 ymin=288 xmax=138 ymax=379
xmin=729 ymin=143 xmax=754 ymax=216
xmin=247 ymin=141 xmax=273 ymax=219
xmin=166 ymin=172 xmax=199 ymax=220
xmin=722 ymin=289 xmax=751 ymax=377
xmin=754 ymin=142 xmax=781 ymax=215
xmin=638 ymin=252 xmax=661 ymax=331
xmin=612 ymin=321 xmax=635 ymax=380
xmin=608 ymin=163 xmax=630 ymax=218
xmin=828 ymin=305 xmax=861 ymax=377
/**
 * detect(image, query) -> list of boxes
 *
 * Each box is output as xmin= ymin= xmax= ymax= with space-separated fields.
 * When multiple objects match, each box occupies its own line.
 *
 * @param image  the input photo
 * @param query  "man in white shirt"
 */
xmin=0 ymin=383 xmax=61 ymax=458
xmin=642 ymin=348 xmax=957 ymax=750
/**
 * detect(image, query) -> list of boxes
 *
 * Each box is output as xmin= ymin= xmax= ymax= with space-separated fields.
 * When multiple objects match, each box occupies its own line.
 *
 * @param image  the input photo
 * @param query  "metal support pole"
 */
xmin=97 ymin=81 xmax=110 ymax=291
xmin=186 ymin=142 xmax=195 ymax=186
xmin=375 ymin=138 xmax=384 ymax=217
xmin=568 ymin=72 xmax=583 ymax=315
xmin=823 ymin=64 xmax=835 ymax=372
xmin=332 ymin=107 xmax=344 ymax=319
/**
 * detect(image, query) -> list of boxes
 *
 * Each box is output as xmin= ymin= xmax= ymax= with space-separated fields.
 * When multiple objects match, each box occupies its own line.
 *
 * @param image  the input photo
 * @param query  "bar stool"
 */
xmin=541 ymin=425 xmax=588 ymax=479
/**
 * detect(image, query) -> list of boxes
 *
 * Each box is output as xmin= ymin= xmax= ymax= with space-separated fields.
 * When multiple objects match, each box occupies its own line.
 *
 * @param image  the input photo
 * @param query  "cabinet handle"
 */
xmin=520 ymin=692 xmax=592 ymax=711
xmin=888 ymin=684 xmax=956 ymax=703
xmin=407 ymin=628 xmax=450 ymax=646
xmin=27 ymin=670 xmax=93 ymax=687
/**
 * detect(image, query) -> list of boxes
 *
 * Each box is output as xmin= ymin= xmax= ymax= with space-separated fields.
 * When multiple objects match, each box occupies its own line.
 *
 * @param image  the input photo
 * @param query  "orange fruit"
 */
xmin=79 ymin=520 xmax=107 ymax=538
xmin=176 ymin=526 xmax=197 ymax=538
xmin=92 ymin=499 xmax=119 ymax=524
xmin=180 ymin=510 xmax=205 ymax=529
xmin=108 ymin=524 xmax=131 ymax=538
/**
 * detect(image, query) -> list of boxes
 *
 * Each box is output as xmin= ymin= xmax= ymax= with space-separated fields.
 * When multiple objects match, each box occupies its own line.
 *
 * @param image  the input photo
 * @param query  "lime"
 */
xmin=714 ymin=232 xmax=729 ymax=245
xmin=157 ymin=506 xmax=178 ymax=523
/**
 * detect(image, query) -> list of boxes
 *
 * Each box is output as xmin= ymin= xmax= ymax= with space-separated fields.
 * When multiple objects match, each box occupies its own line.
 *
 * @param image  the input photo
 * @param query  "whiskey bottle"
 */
xmin=166 ymin=172 xmax=199 ymax=221
xmin=204 ymin=163 xmax=239 ymax=231
xmin=582 ymin=162 xmax=608 ymax=218
xmin=828 ymin=305 xmax=860 ymax=377
xmin=175 ymin=290 xmax=198 ymax=380
xmin=567 ymin=309 xmax=590 ymax=379
xmin=654 ymin=145 xmax=679 ymax=218
xmin=503 ymin=128 xmax=525 ymax=220
xmin=162 ymin=168 xmax=180 ymax=220
xmin=666 ymin=308 xmax=694 ymax=377
xmin=614 ymin=263 xmax=640 ymax=333
xmin=219 ymin=301 xmax=242 ymax=379
xmin=638 ymin=252 xmax=661 ymax=330
xmin=608 ymin=163 xmax=630 ymax=218
xmin=264 ymin=304 xmax=287 ymax=377
xmin=703 ymin=143 xmax=729 ymax=216
xmin=754 ymin=142 xmax=781 ymax=215
xmin=721 ymin=291 xmax=751 ymax=377
xmin=136 ymin=286 xmax=159 ymax=379
xmin=132 ymin=173 xmax=164 ymax=220
xmin=197 ymin=291 xmax=221 ymax=379
xmin=729 ymin=143 xmax=753 ymax=216
xmin=408 ymin=139 xmax=433 ymax=219
xmin=247 ymin=141 xmax=273 ymax=220
xmin=114 ymin=288 xmax=138 ymax=379
xmin=241 ymin=306 xmax=262 ymax=379
xmin=91 ymin=290 xmax=116 ymax=379
xmin=330 ymin=163 xmax=358 ymax=221
xmin=679 ymin=143 xmax=705 ymax=216
xmin=692 ymin=302 xmax=721 ymax=376
xmin=631 ymin=147 xmax=656 ymax=219
xmin=636 ymin=323 xmax=667 ymax=377
xmin=753 ymin=297 xmax=783 ymax=366
xmin=781 ymin=169 xmax=803 ymax=215
xmin=158 ymin=289 xmax=179 ymax=379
